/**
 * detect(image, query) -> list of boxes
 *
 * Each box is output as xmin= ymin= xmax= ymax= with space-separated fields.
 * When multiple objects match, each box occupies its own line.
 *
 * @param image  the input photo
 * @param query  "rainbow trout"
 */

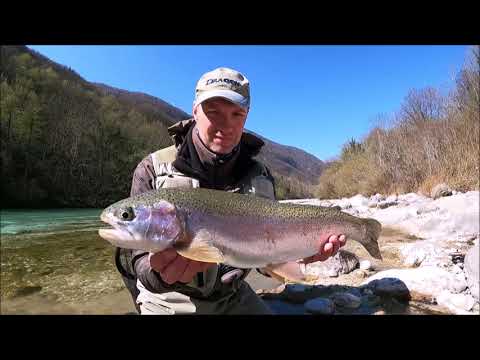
xmin=99 ymin=188 xmax=382 ymax=282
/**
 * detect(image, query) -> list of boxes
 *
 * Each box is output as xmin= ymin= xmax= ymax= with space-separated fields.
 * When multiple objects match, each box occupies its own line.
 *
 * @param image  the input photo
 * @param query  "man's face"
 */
xmin=193 ymin=97 xmax=248 ymax=154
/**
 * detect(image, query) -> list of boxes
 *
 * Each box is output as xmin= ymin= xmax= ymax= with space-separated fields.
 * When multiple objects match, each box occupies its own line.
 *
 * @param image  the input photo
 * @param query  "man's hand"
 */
xmin=302 ymin=234 xmax=347 ymax=264
xmin=149 ymin=249 xmax=214 ymax=285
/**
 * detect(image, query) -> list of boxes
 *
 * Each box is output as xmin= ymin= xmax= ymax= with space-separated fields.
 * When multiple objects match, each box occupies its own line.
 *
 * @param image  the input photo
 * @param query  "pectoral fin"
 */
xmin=174 ymin=228 xmax=225 ymax=264
xmin=176 ymin=243 xmax=225 ymax=264
xmin=264 ymin=261 xmax=318 ymax=284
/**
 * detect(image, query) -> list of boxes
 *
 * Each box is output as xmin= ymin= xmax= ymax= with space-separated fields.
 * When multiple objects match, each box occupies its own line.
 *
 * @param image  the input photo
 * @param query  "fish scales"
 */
xmin=99 ymin=187 xmax=383 ymax=272
xmin=118 ymin=187 xmax=354 ymax=222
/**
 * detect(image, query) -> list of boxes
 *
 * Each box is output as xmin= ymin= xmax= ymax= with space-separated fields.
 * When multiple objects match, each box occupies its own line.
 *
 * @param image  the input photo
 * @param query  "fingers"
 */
xmin=324 ymin=241 xmax=334 ymax=255
xmin=178 ymin=260 xmax=207 ymax=283
xmin=201 ymin=262 xmax=215 ymax=272
xmin=149 ymin=250 xmax=215 ymax=285
xmin=328 ymin=235 xmax=340 ymax=256
xmin=149 ymin=249 xmax=178 ymax=273
xmin=302 ymin=234 xmax=348 ymax=264
xmin=327 ymin=234 xmax=347 ymax=256
xmin=161 ymin=255 xmax=189 ymax=284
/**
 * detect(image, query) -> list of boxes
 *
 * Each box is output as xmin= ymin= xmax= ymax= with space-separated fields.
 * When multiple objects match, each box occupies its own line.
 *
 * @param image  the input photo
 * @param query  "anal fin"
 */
xmin=264 ymin=261 xmax=318 ymax=284
xmin=176 ymin=243 xmax=225 ymax=264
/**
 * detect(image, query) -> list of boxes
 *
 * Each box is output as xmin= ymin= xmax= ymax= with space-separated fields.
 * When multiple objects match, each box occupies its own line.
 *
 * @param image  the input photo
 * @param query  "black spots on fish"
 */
xmin=122 ymin=188 xmax=346 ymax=221
xmin=263 ymin=224 xmax=276 ymax=245
xmin=301 ymin=224 xmax=309 ymax=237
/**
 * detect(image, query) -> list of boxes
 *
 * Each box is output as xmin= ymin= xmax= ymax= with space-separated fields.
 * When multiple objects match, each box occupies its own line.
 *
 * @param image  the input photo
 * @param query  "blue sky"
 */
xmin=28 ymin=45 xmax=469 ymax=161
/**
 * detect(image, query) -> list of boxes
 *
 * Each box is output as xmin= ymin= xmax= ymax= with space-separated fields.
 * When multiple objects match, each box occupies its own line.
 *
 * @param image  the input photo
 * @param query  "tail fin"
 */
xmin=362 ymin=218 xmax=383 ymax=260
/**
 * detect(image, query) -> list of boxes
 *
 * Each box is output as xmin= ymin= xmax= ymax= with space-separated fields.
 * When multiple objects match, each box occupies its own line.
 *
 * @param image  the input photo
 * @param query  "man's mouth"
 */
xmin=214 ymin=135 xmax=233 ymax=143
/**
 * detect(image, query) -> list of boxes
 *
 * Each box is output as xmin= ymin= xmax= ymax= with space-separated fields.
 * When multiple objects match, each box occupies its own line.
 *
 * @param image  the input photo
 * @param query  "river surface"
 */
xmin=0 ymin=209 xmax=136 ymax=314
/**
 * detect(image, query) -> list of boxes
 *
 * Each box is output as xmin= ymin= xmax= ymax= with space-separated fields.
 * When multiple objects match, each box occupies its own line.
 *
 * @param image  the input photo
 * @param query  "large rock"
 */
xmin=283 ymin=284 xmax=313 ymax=304
xmin=431 ymin=183 xmax=453 ymax=199
xmin=363 ymin=294 xmax=382 ymax=307
xmin=362 ymin=266 xmax=468 ymax=301
xmin=304 ymin=298 xmax=335 ymax=315
xmin=370 ymin=193 xmax=385 ymax=202
xmin=464 ymin=243 xmax=479 ymax=300
xmin=348 ymin=194 xmax=369 ymax=207
xmin=330 ymin=292 xmax=361 ymax=309
xmin=337 ymin=199 xmax=352 ymax=209
xmin=416 ymin=204 xmax=440 ymax=215
xmin=377 ymin=200 xmax=398 ymax=209
xmin=436 ymin=291 xmax=476 ymax=314
xmin=305 ymin=250 xmax=359 ymax=278
xmin=368 ymin=194 xmax=386 ymax=208
xmin=363 ymin=277 xmax=411 ymax=301
xmin=372 ymin=191 xmax=478 ymax=242
xmin=401 ymin=241 xmax=453 ymax=268
xmin=386 ymin=194 xmax=398 ymax=202
xmin=398 ymin=192 xmax=424 ymax=203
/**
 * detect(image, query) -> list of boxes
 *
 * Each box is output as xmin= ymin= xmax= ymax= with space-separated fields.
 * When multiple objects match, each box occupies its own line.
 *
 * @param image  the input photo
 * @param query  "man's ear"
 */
xmin=192 ymin=103 xmax=199 ymax=120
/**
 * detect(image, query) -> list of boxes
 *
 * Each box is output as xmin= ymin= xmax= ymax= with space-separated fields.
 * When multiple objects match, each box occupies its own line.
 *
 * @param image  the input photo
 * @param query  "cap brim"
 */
xmin=194 ymin=90 xmax=249 ymax=109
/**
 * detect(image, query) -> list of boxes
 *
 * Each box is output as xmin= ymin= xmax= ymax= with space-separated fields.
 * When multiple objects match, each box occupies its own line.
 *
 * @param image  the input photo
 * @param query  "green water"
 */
xmin=1 ymin=209 xmax=128 ymax=314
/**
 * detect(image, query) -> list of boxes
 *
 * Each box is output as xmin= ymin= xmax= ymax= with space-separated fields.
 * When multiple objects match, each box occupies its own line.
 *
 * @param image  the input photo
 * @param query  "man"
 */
xmin=115 ymin=67 xmax=347 ymax=314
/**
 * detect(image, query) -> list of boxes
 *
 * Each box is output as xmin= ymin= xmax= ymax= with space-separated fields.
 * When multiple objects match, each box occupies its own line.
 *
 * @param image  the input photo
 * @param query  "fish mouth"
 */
xmin=98 ymin=212 xmax=134 ymax=243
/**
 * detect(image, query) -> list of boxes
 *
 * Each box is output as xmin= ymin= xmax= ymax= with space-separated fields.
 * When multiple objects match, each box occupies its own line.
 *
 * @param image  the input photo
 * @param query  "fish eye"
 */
xmin=118 ymin=207 xmax=135 ymax=221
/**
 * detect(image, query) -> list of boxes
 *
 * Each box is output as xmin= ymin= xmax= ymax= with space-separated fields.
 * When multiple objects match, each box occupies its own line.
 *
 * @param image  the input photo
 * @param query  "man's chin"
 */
xmin=210 ymin=143 xmax=234 ymax=154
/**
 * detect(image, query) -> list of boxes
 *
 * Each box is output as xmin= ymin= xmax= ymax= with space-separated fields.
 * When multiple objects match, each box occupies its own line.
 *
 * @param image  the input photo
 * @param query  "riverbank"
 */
xmin=259 ymin=189 xmax=479 ymax=315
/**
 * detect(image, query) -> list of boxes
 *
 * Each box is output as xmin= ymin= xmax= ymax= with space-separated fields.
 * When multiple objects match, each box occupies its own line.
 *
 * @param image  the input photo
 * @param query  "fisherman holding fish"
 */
xmin=108 ymin=67 xmax=354 ymax=315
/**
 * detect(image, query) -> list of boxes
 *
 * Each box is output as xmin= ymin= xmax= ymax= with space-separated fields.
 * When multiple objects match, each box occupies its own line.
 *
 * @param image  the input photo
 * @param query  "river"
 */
xmin=0 ymin=209 xmax=137 ymax=314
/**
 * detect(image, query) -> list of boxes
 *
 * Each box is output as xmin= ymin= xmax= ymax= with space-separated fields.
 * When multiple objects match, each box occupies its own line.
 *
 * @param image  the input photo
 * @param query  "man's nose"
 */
xmin=222 ymin=113 xmax=238 ymax=128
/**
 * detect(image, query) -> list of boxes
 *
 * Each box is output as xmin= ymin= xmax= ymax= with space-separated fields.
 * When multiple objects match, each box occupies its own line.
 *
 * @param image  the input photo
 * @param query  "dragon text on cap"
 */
xmin=205 ymin=78 xmax=242 ymax=87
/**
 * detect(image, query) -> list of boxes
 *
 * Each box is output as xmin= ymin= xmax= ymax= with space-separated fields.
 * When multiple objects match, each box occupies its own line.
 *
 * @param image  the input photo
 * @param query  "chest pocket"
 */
xmin=155 ymin=174 xmax=200 ymax=190
xmin=151 ymin=150 xmax=200 ymax=190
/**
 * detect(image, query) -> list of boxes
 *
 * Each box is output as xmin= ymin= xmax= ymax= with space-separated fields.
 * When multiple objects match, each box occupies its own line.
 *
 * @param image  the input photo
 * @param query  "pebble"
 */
xmin=416 ymin=204 xmax=440 ymax=215
xmin=378 ymin=201 xmax=398 ymax=209
xmin=352 ymin=269 xmax=368 ymax=278
xmin=359 ymin=260 xmax=372 ymax=271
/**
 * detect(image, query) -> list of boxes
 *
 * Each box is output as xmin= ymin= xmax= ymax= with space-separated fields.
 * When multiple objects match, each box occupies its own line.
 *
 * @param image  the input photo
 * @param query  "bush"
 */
xmin=316 ymin=46 xmax=479 ymax=199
